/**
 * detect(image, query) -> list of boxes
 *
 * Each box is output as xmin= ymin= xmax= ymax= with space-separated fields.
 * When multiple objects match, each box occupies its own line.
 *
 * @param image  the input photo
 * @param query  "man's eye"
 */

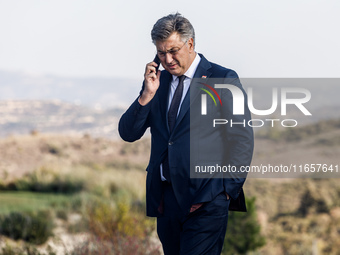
xmin=158 ymin=52 xmax=166 ymax=57
xmin=169 ymin=49 xmax=179 ymax=55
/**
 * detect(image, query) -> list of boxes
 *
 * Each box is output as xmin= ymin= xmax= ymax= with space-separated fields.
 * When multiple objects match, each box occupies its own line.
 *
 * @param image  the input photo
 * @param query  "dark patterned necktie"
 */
xmin=163 ymin=75 xmax=186 ymax=182
xmin=168 ymin=75 xmax=185 ymax=132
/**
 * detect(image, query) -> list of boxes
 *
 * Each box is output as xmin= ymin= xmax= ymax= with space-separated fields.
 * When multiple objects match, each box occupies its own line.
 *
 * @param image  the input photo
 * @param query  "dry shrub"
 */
xmin=78 ymin=200 xmax=160 ymax=255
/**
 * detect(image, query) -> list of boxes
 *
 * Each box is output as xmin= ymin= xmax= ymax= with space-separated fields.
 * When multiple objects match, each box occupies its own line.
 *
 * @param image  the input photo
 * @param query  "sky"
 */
xmin=0 ymin=0 xmax=339 ymax=79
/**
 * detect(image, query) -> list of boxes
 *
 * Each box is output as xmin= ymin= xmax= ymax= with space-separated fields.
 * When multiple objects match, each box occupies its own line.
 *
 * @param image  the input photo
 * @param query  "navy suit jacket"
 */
xmin=119 ymin=54 xmax=254 ymax=217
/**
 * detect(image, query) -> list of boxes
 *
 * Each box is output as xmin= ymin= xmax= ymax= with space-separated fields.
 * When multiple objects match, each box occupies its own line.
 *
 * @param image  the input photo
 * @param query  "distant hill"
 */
xmin=0 ymin=100 xmax=124 ymax=138
xmin=1 ymin=70 xmax=340 ymax=138
xmin=1 ymin=71 xmax=340 ymax=118
xmin=0 ymin=70 xmax=141 ymax=109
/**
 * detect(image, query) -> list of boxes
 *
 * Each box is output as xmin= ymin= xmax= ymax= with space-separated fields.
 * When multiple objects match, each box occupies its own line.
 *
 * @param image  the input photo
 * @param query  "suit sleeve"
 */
xmin=221 ymin=70 xmax=254 ymax=200
xmin=118 ymin=85 xmax=152 ymax=142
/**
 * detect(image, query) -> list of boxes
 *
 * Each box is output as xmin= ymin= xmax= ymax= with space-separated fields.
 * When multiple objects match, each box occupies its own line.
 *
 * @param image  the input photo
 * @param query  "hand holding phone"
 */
xmin=139 ymin=55 xmax=161 ymax=106
xmin=153 ymin=55 xmax=161 ymax=73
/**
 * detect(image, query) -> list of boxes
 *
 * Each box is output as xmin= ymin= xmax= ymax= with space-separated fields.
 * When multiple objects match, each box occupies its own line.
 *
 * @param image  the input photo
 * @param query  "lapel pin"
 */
xmin=202 ymin=75 xmax=207 ymax=79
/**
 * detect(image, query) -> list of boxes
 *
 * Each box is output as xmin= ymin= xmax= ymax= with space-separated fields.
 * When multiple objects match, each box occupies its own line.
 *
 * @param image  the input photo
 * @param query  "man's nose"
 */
xmin=165 ymin=53 xmax=174 ymax=64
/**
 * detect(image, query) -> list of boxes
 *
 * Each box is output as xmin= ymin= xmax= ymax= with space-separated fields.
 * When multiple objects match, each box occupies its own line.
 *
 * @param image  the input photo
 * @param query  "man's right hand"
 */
xmin=139 ymin=61 xmax=161 ymax=106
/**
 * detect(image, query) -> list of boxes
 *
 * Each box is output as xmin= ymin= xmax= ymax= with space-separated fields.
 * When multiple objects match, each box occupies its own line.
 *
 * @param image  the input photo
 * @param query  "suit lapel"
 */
xmin=172 ymin=54 xmax=212 ymax=134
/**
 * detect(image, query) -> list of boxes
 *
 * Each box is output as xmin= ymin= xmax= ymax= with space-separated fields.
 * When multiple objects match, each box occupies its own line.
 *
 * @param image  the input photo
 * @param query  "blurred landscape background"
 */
xmin=0 ymin=72 xmax=339 ymax=255
xmin=1 ymin=0 xmax=339 ymax=254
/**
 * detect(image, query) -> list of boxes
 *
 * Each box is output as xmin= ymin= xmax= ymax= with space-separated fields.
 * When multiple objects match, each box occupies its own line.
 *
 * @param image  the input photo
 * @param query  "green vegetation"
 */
xmin=243 ymin=178 xmax=340 ymax=255
xmin=223 ymin=197 xmax=266 ymax=255
xmin=0 ymin=168 xmax=84 ymax=194
xmin=0 ymin=192 xmax=71 ymax=215
xmin=0 ymin=147 xmax=156 ymax=254
xmin=0 ymin=211 xmax=53 ymax=245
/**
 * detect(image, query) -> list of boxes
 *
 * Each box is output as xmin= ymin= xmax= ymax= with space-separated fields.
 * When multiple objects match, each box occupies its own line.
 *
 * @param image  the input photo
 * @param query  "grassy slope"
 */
xmin=0 ymin=192 xmax=72 ymax=215
xmin=0 ymin=118 xmax=339 ymax=254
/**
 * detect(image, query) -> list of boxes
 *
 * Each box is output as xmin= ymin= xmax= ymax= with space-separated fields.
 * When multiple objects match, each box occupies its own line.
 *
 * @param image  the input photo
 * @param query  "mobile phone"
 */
xmin=153 ymin=55 xmax=160 ymax=73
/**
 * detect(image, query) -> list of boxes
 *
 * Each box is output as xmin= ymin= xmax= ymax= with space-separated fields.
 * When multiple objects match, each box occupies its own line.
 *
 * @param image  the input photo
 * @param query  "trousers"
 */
xmin=157 ymin=182 xmax=230 ymax=255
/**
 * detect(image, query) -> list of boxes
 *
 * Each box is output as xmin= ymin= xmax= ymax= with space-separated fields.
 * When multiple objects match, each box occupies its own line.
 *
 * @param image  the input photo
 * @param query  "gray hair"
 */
xmin=151 ymin=13 xmax=195 ymax=47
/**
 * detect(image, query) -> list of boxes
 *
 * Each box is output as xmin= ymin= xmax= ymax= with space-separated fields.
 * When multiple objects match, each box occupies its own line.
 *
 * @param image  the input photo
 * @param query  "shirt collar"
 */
xmin=172 ymin=53 xmax=201 ymax=82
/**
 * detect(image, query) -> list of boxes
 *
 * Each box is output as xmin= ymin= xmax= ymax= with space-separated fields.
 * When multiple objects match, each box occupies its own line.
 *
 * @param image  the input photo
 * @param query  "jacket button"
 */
xmin=168 ymin=141 xmax=173 ymax=145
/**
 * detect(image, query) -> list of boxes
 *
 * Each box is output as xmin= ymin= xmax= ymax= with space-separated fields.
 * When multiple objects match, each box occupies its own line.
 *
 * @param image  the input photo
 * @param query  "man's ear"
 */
xmin=188 ymin=38 xmax=194 ymax=52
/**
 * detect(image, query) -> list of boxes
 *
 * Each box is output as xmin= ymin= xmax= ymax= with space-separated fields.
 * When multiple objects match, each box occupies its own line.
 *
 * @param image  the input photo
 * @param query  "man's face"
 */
xmin=155 ymin=32 xmax=195 ymax=77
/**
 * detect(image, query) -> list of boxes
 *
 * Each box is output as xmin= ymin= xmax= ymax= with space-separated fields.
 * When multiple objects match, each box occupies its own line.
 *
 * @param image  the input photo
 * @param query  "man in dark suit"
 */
xmin=119 ymin=13 xmax=254 ymax=255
